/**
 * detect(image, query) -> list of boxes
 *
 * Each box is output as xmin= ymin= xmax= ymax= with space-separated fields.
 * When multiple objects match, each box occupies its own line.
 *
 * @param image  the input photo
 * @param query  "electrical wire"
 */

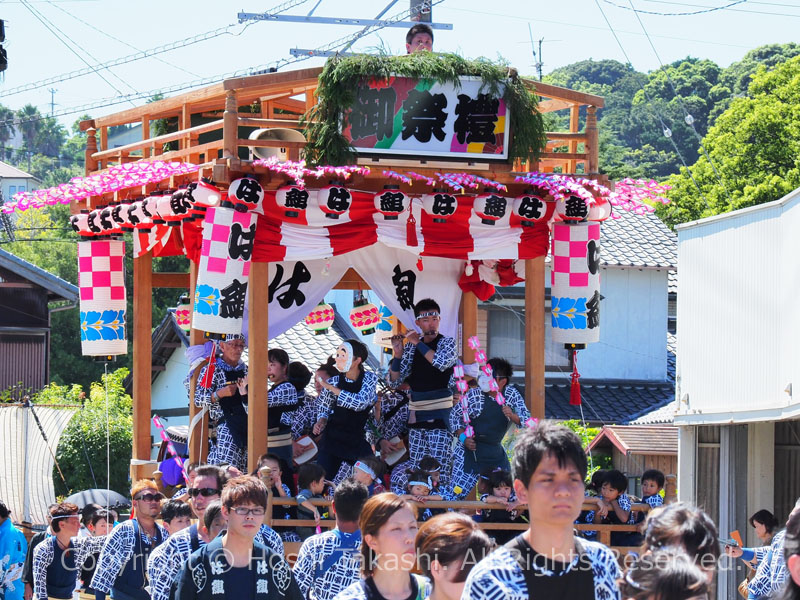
xmin=43 ymin=0 xmax=202 ymax=79
xmin=20 ymin=0 xmax=138 ymax=103
xmin=602 ymin=0 xmax=749 ymax=15
xmin=619 ymin=0 xmax=800 ymax=17
xmin=625 ymin=0 xmax=732 ymax=202
xmin=592 ymin=0 xmax=711 ymax=209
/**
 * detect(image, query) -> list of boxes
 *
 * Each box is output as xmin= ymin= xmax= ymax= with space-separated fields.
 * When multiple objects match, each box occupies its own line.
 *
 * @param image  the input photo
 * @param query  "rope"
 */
xmin=105 ymin=362 xmax=111 ymax=511
xmin=24 ymin=398 xmax=70 ymax=492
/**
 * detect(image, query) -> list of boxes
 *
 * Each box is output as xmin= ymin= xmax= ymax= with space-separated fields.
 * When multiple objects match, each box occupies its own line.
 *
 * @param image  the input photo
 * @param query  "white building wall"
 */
xmin=551 ymin=265 xmax=668 ymax=381
xmin=149 ymin=346 xmax=190 ymax=459
xmin=676 ymin=191 xmax=800 ymax=418
xmin=1 ymin=176 xmax=36 ymax=200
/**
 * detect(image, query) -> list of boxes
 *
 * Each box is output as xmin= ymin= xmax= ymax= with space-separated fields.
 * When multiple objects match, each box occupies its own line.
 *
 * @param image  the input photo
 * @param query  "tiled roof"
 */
xmin=668 ymin=271 xmax=677 ymax=295
xmin=599 ymin=209 xmax=676 ymax=269
xmin=629 ymin=400 xmax=679 ymax=425
xmin=587 ymin=424 xmax=678 ymax=455
xmin=543 ymin=380 xmax=675 ymax=426
xmin=0 ymin=248 xmax=79 ymax=302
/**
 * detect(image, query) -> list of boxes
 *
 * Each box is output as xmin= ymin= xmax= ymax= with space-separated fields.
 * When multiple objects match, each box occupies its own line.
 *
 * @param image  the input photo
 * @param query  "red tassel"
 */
xmin=406 ymin=212 xmax=418 ymax=248
xmin=416 ymin=258 xmax=424 ymax=271
xmin=569 ymin=350 xmax=581 ymax=406
xmin=199 ymin=341 xmax=217 ymax=389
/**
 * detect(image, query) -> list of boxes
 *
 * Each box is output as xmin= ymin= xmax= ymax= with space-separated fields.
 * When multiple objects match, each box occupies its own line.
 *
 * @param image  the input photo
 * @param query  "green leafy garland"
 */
xmin=303 ymin=53 xmax=547 ymax=166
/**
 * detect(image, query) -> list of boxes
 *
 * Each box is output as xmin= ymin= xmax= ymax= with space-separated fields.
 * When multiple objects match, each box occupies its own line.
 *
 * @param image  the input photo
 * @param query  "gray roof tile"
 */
xmin=599 ymin=209 xmax=677 ymax=269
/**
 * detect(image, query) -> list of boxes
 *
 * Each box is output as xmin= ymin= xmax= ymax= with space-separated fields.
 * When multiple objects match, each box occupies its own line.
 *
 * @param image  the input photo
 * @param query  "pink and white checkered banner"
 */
xmin=77 ymin=240 xmax=128 ymax=355
xmin=192 ymin=206 xmax=257 ymax=335
xmin=550 ymin=222 xmax=601 ymax=345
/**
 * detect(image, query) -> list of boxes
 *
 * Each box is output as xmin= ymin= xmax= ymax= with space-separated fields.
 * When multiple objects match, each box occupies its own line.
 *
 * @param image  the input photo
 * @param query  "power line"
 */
xmin=629 ymin=0 xmax=800 ymax=17
xmin=592 ymin=0 xmax=711 ymax=209
xmin=43 ymin=0 xmax=202 ymax=80
xmin=0 ymin=0 xmax=446 ymax=128
xmin=601 ymin=0 xmax=750 ymax=16
xmin=625 ymin=0 xmax=732 ymax=202
xmin=20 ymin=0 xmax=137 ymax=102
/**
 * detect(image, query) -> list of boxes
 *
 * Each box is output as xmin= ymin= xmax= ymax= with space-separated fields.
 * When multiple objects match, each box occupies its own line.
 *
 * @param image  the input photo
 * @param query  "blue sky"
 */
xmin=0 ymin=0 xmax=797 ymax=128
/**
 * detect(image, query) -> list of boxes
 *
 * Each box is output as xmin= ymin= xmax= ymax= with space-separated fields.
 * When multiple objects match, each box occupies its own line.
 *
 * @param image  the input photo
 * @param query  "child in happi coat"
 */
xmin=256 ymin=454 xmax=300 ymax=542
xmin=296 ymin=463 xmax=328 ymax=541
xmin=401 ymin=468 xmax=442 ymax=522
xmin=479 ymin=469 xmax=523 ymax=545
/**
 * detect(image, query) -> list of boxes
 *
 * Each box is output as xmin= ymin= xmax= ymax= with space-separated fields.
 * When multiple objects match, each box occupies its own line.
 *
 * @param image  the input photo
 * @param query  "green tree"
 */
xmin=658 ymin=55 xmax=800 ymax=228
xmin=50 ymin=368 xmax=133 ymax=495
xmin=0 ymin=104 xmax=16 ymax=161
xmin=16 ymin=104 xmax=41 ymax=152
xmin=34 ymin=116 xmax=67 ymax=158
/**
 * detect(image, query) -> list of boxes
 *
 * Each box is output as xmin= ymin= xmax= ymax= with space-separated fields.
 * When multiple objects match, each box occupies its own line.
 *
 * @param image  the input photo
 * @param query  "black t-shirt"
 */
xmin=506 ymin=534 xmax=595 ymax=599
xmin=362 ymin=575 xmax=423 ymax=600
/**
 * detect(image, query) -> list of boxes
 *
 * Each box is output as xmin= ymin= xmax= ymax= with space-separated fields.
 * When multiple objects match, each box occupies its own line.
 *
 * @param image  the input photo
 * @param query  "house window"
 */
xmin=8 ymin=185 xmax=15 ymax=196
xmin=486 ymin=304 xmax=570 ymax=371
xmin=17 ymin=185 xmax=25 ymax=193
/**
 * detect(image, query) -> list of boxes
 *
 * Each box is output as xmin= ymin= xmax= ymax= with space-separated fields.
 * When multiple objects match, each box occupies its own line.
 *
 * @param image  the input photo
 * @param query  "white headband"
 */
xmin=408 ymin=478 xmax=432 ymax=490
xmin=354 ymin=461 xmax=376 ymax=481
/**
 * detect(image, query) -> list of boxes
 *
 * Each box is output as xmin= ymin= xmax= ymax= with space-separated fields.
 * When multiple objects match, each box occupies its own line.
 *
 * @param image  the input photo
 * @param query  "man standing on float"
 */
xmin=389 ymin=298 xmax=456 ymax=487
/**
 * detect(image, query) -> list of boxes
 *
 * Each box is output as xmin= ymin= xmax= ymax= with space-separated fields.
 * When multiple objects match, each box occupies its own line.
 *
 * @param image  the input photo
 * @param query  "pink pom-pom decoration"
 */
xmin=468 ymin=336 xmax=481 ymax=350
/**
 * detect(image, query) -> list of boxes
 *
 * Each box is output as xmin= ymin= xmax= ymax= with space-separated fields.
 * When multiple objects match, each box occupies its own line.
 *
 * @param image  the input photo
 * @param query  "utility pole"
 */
xmin=48 ymin=88 xmax=57 ymax=116
xmin=410 ymin=0 xmax=432 ymax=22
xmin=527 ymin=24 xmax=544 ymax=81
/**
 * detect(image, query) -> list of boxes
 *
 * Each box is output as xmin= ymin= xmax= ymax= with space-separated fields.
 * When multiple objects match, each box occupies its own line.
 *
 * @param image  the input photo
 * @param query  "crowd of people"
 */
xmin=2 ymin=289 xmax=799 ymax=600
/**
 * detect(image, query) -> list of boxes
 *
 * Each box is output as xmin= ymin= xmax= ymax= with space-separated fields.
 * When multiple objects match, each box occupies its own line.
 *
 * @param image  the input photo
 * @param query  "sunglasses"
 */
xmin=188 ymin=487 xmax=220 ymax=498
xmin=134 ymin=492 xmax=164 ymax=502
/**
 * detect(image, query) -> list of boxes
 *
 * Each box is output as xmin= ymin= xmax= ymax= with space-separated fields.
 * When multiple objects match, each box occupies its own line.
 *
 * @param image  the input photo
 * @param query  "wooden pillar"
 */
xmin=585 ymin=106 xmax=599 ymax=174
xmin=460 ymin=291 xmax=478 ymax=363
xmin=132 ymin=253 xmax=153 ymax=477
xmin=223 ymin=90 xmax=239 ymax=159
xmin=85 ymin=127 xmax=98 ymax=176
xmin=525 ymin=257 xmax=545 ymax=420
xmin=99 ymin=127 xmax=108 ymax=169
xmin=568 ymin=105 xmax=579 ymax=174
xmin=187 ymin=260 xmax=208 ymax=464
xmin=141 ymin=117 xmax=150 ymax=158
xmin=247 ymin=261 xmax=269 ymax=473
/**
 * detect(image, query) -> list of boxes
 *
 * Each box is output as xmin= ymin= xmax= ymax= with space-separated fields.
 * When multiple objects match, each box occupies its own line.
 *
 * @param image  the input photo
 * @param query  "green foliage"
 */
xmin=304 ymin=52 xmax=546 ymax=166
xmin=51 ymin=368 xmax=133 ymax=496
xmin=558 ymin=420 xmax=612 ymax=481
xmin=658 ymin=55 xmax=800 ymax=228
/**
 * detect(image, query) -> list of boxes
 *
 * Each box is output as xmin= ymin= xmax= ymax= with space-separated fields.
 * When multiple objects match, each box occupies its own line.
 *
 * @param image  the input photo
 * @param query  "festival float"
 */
xmin=4 ymin=53 xmax=668 ymax=480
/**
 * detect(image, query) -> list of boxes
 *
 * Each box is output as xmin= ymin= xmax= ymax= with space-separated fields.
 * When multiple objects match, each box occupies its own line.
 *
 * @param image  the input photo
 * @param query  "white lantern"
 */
xmin=513 ymin=191 xmax=549 ymax=227
xmin=550 ymin=222 xmax=601 ymax=345
xmin=473 ymin=193 xmax=508 ymax=225
xmin=316 ymin=183 xmax=352 ymax=220
xmin=374 ymin=185 xmax=410 ymax=220
xmin=192 ymin=206 xmax=258 ymax=336
xmin=228 ymin=176 xmax=264 ymax=213
xmin=555 ymin=194 xmax=589 ymax=222
xmin=587 ymin=196 xmax=612 ymax=222
xmin=188 ymin=178 xmax=222 ymax=220
xmin=422 ymin=189 xmax=458 ymax=223
xmin=276 ymin=182 xmax=311 ymax=218
xmin=77 ymin=240 xmax=127 ymax=356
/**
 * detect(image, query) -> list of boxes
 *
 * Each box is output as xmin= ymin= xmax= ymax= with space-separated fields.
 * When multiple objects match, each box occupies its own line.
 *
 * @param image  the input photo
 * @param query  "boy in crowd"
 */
xmin=81 ymin=509 xmax=114 ymax=594
xmin=640 ymin=469 xmax=665 ymax=509
xmin=91 ymin=480 xmax=167 ymax=600
xmin=296 ymin=463 xmax=327 ymax=541
xmin=22 ymin=503 xmax=56 ymax=600
xmin=175 ymin=476 xmax=302 ymax=600
xmin=405 ymin=23 xmax=433 ymax=54
xmin=33 ymin=503 xmax=106 ymax=600
xmin=149 ymin=466 xmax=284 ymax=600
xmin=292 ymin=479 xmax=369 ymax=600
xmin=462 ymin=422 xmax=621 ymax=600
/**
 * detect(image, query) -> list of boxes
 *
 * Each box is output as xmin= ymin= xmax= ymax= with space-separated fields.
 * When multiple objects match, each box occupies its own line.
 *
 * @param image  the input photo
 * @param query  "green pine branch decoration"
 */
xmin=302 ymin=53 xmax=547 ymax=167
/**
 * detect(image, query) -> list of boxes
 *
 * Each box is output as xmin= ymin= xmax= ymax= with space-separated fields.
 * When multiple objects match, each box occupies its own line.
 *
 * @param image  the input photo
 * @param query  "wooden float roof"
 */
xmin=80 ymin=65 xmax=604 ymax=130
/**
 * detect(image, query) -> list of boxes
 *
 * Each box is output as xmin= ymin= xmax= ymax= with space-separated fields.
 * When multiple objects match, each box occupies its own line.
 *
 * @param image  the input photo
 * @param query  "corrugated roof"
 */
xmin=600 ymin=209 xmax=676 ymax=269
xmin=0 ymin=161 xmax=36 ymax=179
xmin=544 ymin=380 xmax=675 ymax=425
xmin=0 ymin=248 xmax=79 ymax=302
xmin=587 ymin=424 xmax=678 ymax=456
xmin=629 ymin=400 xmax=679 ymax=425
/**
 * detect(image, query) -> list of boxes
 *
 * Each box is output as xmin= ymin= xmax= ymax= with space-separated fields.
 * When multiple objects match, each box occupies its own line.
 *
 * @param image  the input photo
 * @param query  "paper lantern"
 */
xmin=187 ymin=178 xmax=222 ymax=219
xmin=555 ymin=194 xmax=589 ymax=222
xmin=228 ymin=176 xmax=264 ymax=213
xmin=371 ymin=304 xmax=396 ymax=349
xmin=149 ymin=192 xmax=168 ymax=225
xmin=70 ymin=212 xmax=96 ymax=238
xmin=118 ymin=200 xmax=136 ymax=231
xmin=473 ymin=193 xmax=508 ymax=225
xmin=276 ymin=181 xmax=310 ymax=218
xmin=587 ymin=196 xmax=612 ymax=222
xmin=192 ymin=205 xmax=257 ymax=336
xmin=77 ymin=240 xmax=127 ymax=356
xmin=422 ymin=189 xmax=458 ymax=223
xmin=99 ymin=205 xmax=123 ymax=237
xmin=550 ymin=222 xmax=601 ymax=345
xmin=513 ymin=191 xmax=549 ymax=227
xmin=350 ymin=295 xmax=380 ymax=336
xmin=86 ymin=209 xmax=105 ymax=237
xmin=110 ymin=203 xmax=131 ymax=232
xmin=374 ymin=185 xmax=410 ymax=220
xmin=316 ymin=183 xmax=352 ymax=220
xmin=169 ymin=187 xmax=193 ymax=223
xmin=175 ymin=295 xmax=192 ymax=334
xmin=304 ymin=301 xmax=335 ymax=335
xmin=129 ymin=199 xmax=154 ymax=232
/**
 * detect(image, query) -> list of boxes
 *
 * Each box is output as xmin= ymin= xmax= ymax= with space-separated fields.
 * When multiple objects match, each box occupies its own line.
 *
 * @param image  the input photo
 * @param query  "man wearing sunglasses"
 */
xmin=149 ymin=466 xmax=284 ymax=600
xmin=176 ymin=476 xmax=301 ymax=600
xmin=92 ymin=480 xmax=167 ymax=600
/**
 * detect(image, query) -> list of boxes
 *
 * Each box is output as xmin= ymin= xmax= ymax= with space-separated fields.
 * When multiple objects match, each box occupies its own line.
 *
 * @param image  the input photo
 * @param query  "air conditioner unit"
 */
xmin=247 ymin=128 xmax=305 ymax=161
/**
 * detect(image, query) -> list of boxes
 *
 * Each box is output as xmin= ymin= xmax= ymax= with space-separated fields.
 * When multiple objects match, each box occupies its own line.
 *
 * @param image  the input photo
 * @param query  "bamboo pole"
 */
xmin=132 ymin=253 xmax=153 ymax=479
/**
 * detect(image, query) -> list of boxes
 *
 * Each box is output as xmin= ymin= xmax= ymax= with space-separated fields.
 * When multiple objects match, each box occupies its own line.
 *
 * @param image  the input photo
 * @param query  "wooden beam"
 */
xmin=585 ymin=106 xmax=599 ymax=174
xmin=332 ymin=268 xmax=369 ymax=290
xmin=568 ymin=105 xmax=580 ymax=174
xmin=461 ymin=291 xmax=477 ymax=363
xmin=223 ymin=90 xmax=238 ymax=159
xmin=237 ymin=117 xmax=309 ymax=130
xmin=248 ymin=261 xmax=269 ymax=473
xmin=133 ymin=253 xmax=153 ymax=468
xmin=525 ymin=257 xmax=545 ymax=421
xmin=526 ymin=79 xmax=605 ymax=108
xmin=92 ymin=120 xmax=223 ymax=160
xmin=223 ymin=67 xmax=323 ymax=91
xmin=152 ymin=272 xmax=190 ymax=288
